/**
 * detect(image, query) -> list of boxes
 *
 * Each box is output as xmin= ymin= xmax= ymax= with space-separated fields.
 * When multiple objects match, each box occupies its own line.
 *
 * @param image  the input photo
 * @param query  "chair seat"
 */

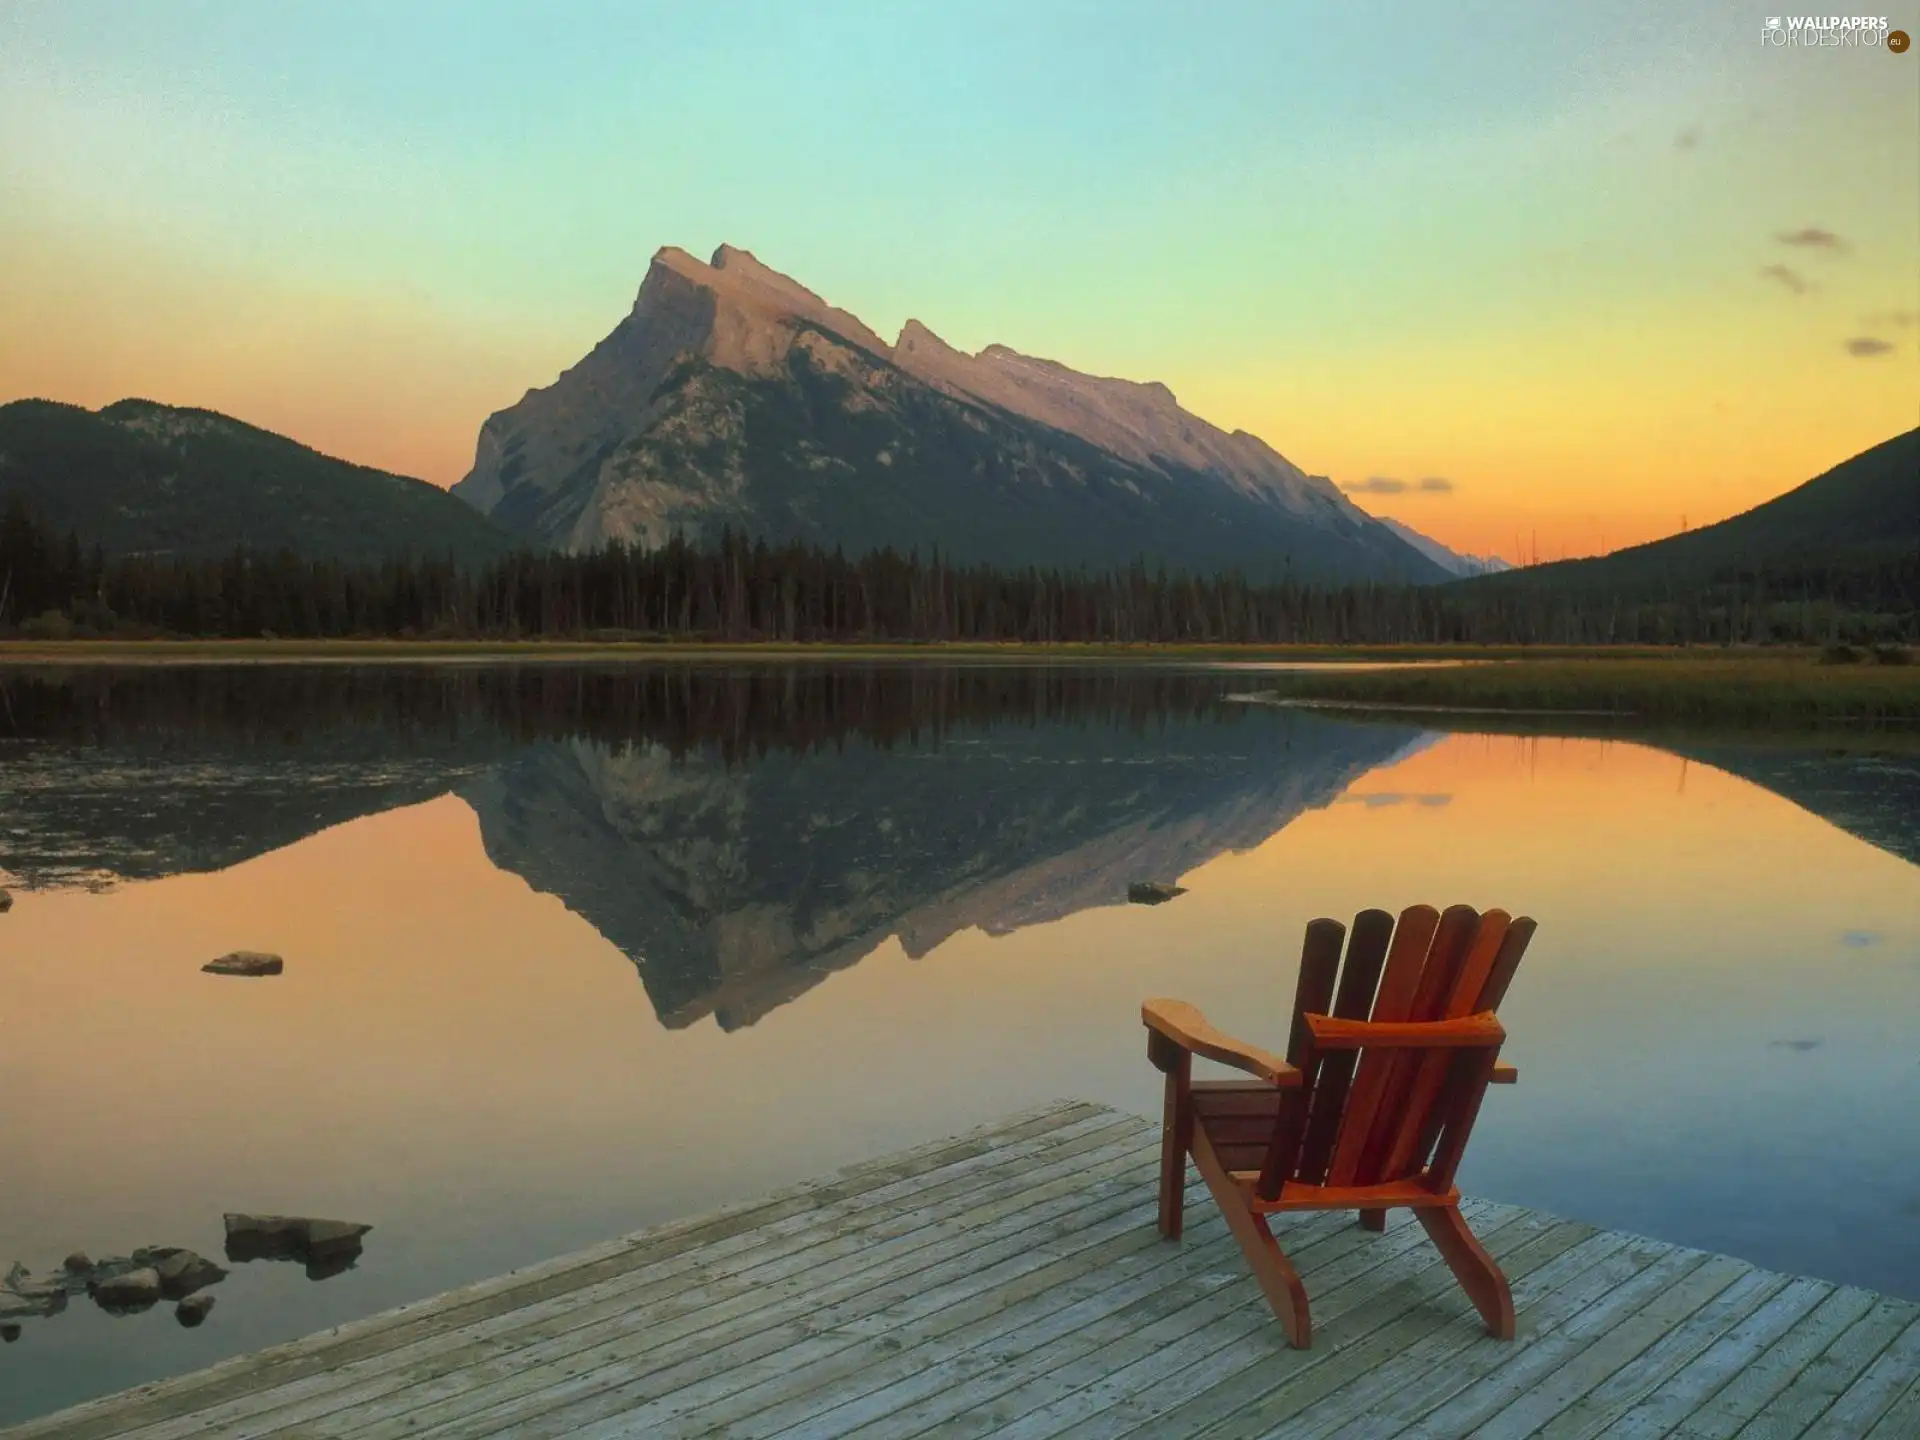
xmin=1190 ymin=1080 xmax=1286 ymax=1172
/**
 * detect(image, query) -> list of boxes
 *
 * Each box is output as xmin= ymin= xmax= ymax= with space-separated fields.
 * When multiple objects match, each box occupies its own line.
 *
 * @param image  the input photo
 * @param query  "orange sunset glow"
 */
xmin=4 ymin=4 xmax=1914 ymax=564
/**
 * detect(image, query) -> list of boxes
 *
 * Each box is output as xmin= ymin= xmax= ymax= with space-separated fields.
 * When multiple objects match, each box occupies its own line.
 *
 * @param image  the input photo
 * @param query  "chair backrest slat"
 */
xmin=1474 ymin=917 xmax=1536 ymax=1011
xmin=1282 ymin=919 xmax=1347 ymax=1070
xmin=1324 ymin=905 xmax=1442 ymax=1186
xmin=1294 ymin=908 xmax=1396 ymax=1186
xmin=1256 ymin=918 xmax=1346 ymax=1198
xmin=1424 ymin=1045 xmax=1502 ymax=1191
xmin=1444 ymin=911 xmax=1514 ymax=1018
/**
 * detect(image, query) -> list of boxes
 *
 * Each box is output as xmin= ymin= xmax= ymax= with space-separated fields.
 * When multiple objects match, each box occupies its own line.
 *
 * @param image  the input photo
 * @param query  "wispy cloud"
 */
xmin=1336 ymin=792 xmax=1453 ymax=808
xmin=1776 ymin=226 xmax=1847 ymax=251
xmin=1342 ymin=475 xmax=1456 ymax=496
xmin=1862 ymin=309 xmax=1919 ymax=329
xmin=1759 ymin=263 xmax=1810 ymax=295
xmin=1844 ymin=336 xmax=1895 ymax=357
xmin=1674 ymin=125 xmax=1701 ymax=151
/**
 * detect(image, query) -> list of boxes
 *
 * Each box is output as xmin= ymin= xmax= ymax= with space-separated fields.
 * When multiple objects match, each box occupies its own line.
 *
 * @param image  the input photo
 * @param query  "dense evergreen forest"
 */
xmin=1 ymin=499 xmax=1913 ymax=646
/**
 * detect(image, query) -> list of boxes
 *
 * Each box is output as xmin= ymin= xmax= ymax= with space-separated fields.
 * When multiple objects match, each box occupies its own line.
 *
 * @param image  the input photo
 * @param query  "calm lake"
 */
xmin=2 ymin=662 xmax=1916 ymax=1425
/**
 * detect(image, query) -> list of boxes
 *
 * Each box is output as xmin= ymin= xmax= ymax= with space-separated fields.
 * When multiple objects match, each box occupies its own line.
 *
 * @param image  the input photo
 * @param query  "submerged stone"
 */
xmin=0 ymin=1289 xmax=64 ymax=1321
xmin=1127 ymin=881 xmax=1187 ymax=905
xmin=90 ymin=1268 xmax=162 ymax=1314
xmin=224 ymin=1214 xmax=371 ymax=1280
xmin=0 ymin=1266 xmax=70 ymax=1318
xmin=148 ymin=1249 xmax=227 ymax=1299
xmin=202 ymin=951 xmax=284 ymax=977
xmin=175 ymin=1294 xmax=216 ymax=1327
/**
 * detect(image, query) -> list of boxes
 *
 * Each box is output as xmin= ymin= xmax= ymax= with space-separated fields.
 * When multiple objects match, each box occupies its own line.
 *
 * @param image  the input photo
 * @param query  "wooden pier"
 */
xmin=9 ymin=1101 xmax=1917 ymax=1438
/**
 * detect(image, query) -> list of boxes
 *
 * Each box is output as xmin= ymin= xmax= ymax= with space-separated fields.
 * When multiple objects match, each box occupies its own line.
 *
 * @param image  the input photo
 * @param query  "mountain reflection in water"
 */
xmin=2 ymin=664 xmax=1425 ymax=1029
xmin=3 ymin=665 xmax=1917 ymax=1033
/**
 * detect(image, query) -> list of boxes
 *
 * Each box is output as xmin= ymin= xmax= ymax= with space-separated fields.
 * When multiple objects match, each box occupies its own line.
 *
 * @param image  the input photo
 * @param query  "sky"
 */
xmin=2 ymin=0 xmax=1916 ymax=563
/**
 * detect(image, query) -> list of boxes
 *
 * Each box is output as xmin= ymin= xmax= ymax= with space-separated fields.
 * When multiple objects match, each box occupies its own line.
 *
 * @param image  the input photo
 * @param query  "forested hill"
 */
xmin=1 ymin=424 xmax=1913 ymax=645
xmin=0 ymin=398 xmax=517 ymax=568
xmin=1461 ymin=428 xmax=1919 ymax=613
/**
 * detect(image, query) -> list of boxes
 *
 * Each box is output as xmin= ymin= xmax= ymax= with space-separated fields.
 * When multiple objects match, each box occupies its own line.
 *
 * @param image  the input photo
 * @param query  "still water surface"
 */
xmin=1 ymin=664 xmax=1916 ymax=1423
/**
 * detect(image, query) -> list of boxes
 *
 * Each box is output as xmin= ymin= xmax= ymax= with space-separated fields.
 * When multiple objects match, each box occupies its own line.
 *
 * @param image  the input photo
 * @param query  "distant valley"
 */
xmin=1376 ymin=517 xmax=1511 ymax=577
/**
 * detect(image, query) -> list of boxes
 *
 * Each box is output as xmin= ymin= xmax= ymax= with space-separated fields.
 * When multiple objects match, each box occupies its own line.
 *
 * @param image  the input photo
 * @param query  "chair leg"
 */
xmin=1191 ymin=1124 xmax=1312 ymax=1347
xmin=1359 ymin=1208 xmax=1387 ymax=1232
xmin=1416 ymin=1204 xmax=1515 ymax=1339
xmin=1158 ymin=1055 xmax=1192 ymax=1240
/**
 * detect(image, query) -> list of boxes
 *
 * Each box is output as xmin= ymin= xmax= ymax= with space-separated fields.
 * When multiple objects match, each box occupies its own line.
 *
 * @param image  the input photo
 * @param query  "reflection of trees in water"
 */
xmin=1666 ymin=743 xmax=1920 ymax=868
xmin=0 ymin=663 xmax=1239 ymax=757
xmin=0 ymin=664 xmax=1251 ymax=890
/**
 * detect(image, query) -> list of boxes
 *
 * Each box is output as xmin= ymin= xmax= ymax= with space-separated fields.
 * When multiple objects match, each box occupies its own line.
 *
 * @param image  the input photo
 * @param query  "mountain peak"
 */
xmin=646 ymin=245 xmax=706 ymax=285
xmin=894 ymin=318 xmax=957 ymax=355
xmin=708 ymin=243 xmax=838 ymax=314
xmin=454 ymin=240 xmax=1446 ymax=580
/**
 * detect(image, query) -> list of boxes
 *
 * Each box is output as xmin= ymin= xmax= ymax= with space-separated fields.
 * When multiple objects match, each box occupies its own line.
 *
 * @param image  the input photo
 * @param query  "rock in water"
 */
xmin=1 ymin=1323 xmax=20 ymax=1343
xmin=90 ymin=1268 xmax=162 ymax=1314
xmin=0 ymin=1290 xmax=64 ymax=1321
xmin=0 ymin=888 xmax=13 ymax=912
xmin=302 ymin=1220 xmax=371 ymax=1252
xmin=0 ymin=1267 xmax=70 ymax=1318
xmin=148 ymin=1249 xmax=226 ymax=1300
xmin=62 ymin=1252 xmax=91 ymax=1275
xmin=175 ymin=1294 xmax=215 ymax=1327
xmin=223 ymin=1215 xmax=372 ymax=1279
xmin=202 ymin=951 xmax=284 ymax=977
xmin=1127 ymin=881 xmax=1187 ymax=905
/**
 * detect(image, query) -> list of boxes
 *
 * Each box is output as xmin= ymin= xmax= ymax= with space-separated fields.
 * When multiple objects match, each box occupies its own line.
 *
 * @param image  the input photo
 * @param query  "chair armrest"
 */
xmin=1491 ymin=1062 xmax=1518 ymax=1084
xmin=1142 ymin=998 xmax=1301 ymax=1087
xmin=1302 ymin=1011 xmax=1506 ymax=1050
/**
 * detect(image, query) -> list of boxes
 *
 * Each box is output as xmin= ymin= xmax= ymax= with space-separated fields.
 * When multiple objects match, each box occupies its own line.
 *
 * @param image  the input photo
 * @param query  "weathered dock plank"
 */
xmin=6 ymin=1101 xmax=1915 ymax=1440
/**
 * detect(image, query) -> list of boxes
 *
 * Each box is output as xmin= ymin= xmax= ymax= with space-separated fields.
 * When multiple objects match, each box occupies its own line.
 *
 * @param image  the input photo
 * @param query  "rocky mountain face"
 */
xmin=453 ymin=245 xmax=1445 ymax=583
xmin=1376 ymin=517 xmax=1512 ymax=578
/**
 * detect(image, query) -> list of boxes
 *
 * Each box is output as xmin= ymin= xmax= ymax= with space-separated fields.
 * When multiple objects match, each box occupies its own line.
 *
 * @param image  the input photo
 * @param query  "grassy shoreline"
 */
xmin=1232 ymin=655 xmax=1920 ymax=725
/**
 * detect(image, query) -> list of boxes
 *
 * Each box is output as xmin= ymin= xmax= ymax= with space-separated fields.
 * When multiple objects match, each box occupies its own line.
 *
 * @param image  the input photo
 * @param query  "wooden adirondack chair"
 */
xmin=1142 ymin=903 xmax=1534 ymax=1349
